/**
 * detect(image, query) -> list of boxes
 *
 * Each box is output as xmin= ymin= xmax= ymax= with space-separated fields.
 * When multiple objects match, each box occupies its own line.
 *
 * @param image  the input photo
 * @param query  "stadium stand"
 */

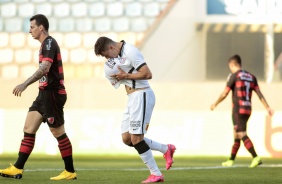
xmin=0 ymin=0 xmax=173 ymax=79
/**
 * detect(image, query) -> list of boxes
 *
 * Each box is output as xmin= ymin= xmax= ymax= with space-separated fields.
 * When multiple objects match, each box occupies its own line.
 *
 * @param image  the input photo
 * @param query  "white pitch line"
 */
xmin=23 ymin=164 xmax=282 ymax=172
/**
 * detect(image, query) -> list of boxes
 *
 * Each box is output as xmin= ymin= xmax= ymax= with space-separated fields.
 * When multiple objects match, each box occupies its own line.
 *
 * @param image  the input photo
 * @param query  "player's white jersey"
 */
xmin=104 ymin=41 xmax=150 ymax=89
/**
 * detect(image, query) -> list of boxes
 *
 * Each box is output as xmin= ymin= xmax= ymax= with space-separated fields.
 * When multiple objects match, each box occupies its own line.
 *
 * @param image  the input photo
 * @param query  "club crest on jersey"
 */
xmin=119 ymin=57 xmax=126 ymax=64
xmin=106 ymin=58 xmax=116 ymax=69
xmin=47 ymin=117 xmax=54 ymax=124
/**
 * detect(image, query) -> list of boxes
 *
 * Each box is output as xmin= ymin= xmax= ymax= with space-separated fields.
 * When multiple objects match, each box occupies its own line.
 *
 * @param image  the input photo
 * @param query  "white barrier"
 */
xmin=0 ymin=109 xmax=281 ymax=157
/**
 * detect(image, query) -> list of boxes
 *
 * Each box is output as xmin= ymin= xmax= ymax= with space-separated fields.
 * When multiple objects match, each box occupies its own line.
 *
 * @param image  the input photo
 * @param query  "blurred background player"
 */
xmin=210 ymin=54 xmax=274 ymax=168
xmin=94 ymin=36 xmax=176 ymax=183
xmin=0 ymin=14 xmax=76 ymax=180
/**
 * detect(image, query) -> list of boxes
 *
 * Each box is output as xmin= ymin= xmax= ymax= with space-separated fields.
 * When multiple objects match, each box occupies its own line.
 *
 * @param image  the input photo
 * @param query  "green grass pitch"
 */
xmin=0 ymin=155 xmax=281 ymax=184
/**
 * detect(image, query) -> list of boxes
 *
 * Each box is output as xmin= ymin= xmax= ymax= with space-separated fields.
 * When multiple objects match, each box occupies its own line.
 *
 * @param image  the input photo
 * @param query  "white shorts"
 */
xmin=121 ymin=87 xmax=155 ymax=135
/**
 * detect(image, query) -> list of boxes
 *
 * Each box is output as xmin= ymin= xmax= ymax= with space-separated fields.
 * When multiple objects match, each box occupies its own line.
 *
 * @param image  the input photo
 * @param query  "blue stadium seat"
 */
xmin=1 ymin=3 xmax=16 ymax=17
xmin=76 ymin=18 xmax=93 ymax=32
xmin=131 ymin=18 xmax=148 ymax=32
xmin=23 ymin=18 xmax=31 ymax=33
xmin=89 ymin=2 xmax=105 ymax=17
xmin=107 ymin=2 xmax=123 ymax=17
xmin=144 ymin=2 xmax=160 ymax=17
xmin=18 ymin=3 xmax=35 ymax=17
xmin=35 ymin=3 xmax=53 ymax=17
xmin=113 ymin=17 xmax=129 ymax=32
xmin=48 ymin=17 xmax=58 ymax=32
xmin=0 ymin=18 xmax=3 ymax=32
xmin=71 ymin=2 xmax=87 ymax=17
xmin=31 ymin=0 xmax=46 ymax=3
xmin=58 ymin=18 xmax=75 ymax=32
xmin=14 ymin=0 xmax=29 ymax=3
xmin=125 ymin=2 xmax=142 ymax=17
xmin=5 ymin=18 xmax=22 ymax=32
xmin=94 ymin=18 xmax=111 ymax=32
xmin=54 ymin=2 xmax=70 ymax=17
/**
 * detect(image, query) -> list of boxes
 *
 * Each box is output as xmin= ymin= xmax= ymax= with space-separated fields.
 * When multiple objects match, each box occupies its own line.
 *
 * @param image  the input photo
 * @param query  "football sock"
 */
xmin=14 ymin=132 xmax=35 ymax=169
xmin=57 ymin=133 xmax=75 ymax=173
xmin=134 ymin=140 xmax=162 ymax=176
xmin=230 ymin=139 xmax=241 ymax=160
xmin=144 ymin=137 xmax=168 ymax=154
xmin=242 ymin=135 xmax=257 ymax=158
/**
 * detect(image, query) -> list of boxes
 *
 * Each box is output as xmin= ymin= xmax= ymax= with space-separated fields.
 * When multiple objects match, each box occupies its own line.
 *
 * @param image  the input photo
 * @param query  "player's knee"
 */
xmin=122 ymin=138 xmax=132 ymax=146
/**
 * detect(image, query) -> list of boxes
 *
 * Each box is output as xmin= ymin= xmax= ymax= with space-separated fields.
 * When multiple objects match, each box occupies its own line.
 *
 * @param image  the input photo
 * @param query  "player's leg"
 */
xmin=144 ymin=137 xmax=176 ymax=170
xmin=0 ymin=111 xmax=42 ymax=179
xmin=222 ymin=114 xmax=241 ymax=167
xmin=131 ymin=134 xmax=164 ymax=183
xmin=237 ymin=114 xmax=262 ymax=168
xmin=122 ymin=116 xmax=175 ymax=157
xmin=130 ymin=89 xmax=164 ymax=183
xmin=222 ymin=129 xmax=240 ymax=166
xmin=49 ymin=125 xmax=77 ymax=180
xmin=41 ymin=91 xmax=76 ymax=180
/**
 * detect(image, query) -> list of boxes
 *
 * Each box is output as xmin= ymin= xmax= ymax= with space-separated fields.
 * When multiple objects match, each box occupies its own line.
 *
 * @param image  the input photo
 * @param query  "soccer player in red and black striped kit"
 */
xmin=0 ymin=14 xmax=76 ymax=180
xmin=211 ymin=55 xmax=274 ymax=168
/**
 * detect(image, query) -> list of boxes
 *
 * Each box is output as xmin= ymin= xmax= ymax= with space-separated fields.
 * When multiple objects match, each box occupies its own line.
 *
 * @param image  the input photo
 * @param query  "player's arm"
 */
xmin=210 ymin=87 xmax=230 ymax=110
xmin=13 ymin=60 xmax=52 ymax=97
xmin=254 ymin=88 xmax=274 ymax=116
xmin=112 ymin=65 xmax=152 ymax=80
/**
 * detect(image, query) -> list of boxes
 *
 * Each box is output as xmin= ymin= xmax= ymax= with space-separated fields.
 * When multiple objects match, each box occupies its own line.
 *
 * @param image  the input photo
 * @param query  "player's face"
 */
xmin=29 ymin=20 xmax=42 ymax=40
xmin=101 ymin=46 xmax=119 ymax=59
xmin=229 ymin=61 xmax=236 ymax=73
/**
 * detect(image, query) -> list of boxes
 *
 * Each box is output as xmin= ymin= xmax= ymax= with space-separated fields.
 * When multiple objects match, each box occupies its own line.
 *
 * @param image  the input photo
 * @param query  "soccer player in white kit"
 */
xmin=94 ymin=36 xmax=176 ymax=183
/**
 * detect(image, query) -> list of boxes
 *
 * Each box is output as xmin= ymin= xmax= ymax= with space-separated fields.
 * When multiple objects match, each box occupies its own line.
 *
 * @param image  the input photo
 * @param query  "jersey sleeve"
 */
xmin=127 ymin=46 xmax=146 ymax=71
xmin=253 ymin=75 xmax=259 ymax=90
xmin=42 ymin=38 xmax=56 ymax=63
xmin=226 ymin=73 xmax=236 ymax=89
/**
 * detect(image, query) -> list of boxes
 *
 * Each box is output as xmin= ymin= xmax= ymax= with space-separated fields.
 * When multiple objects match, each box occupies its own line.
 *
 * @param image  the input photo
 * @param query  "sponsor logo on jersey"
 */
xmin=239 ymin=100 xmax=252 ymax=106
xmin=239 ymin=72 xmax=253 ymax=81
xmin=46 ymin=39 xmax=52 ymax=50
xmin=106 ymin=59 xmax=116 ymax=69
xmin=130 ymin=121 xmax=141 ymax=128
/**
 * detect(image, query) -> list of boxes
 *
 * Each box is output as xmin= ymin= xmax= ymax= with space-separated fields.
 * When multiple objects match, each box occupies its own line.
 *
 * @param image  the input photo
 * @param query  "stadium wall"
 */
xmin=140 ymin=0 xmax=206 ymax=82
xmin=0 ymin=80 xmax=282 ymax=157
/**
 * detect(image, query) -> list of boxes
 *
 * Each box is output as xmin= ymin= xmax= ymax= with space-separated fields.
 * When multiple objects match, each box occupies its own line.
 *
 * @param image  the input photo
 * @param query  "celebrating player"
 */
xmin=0 ymin=14 xmax=77 ymax=180
xmin=94 ymin=36 xmax=176 ymax=183
xmin=210 ymin=54 xmax=274 ymax=168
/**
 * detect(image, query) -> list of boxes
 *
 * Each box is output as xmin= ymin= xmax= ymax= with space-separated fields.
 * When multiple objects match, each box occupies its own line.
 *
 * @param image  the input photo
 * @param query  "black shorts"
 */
xmin=232 ymin=112 xmax=250 ymax=132
xmin=29 ymin=90 xmax=67 ymax=128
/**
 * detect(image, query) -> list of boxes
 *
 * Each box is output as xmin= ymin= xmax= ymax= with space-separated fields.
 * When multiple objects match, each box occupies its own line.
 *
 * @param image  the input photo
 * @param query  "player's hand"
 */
xmin=210 ymin=104 xmax=216 ymax=110
xmin=267 ymin=107 xmax=274 ymax=116
xmin=13 ymin=83 xmax=27 ymax=97
xmin=110 ymin=66 xmax=127 ymax=80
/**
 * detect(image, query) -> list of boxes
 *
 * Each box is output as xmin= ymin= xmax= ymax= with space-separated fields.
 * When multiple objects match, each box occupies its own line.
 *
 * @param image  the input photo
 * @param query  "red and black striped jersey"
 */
xmin=226 ymin=70 xmax=259 ymax=115
xmin=38 ymin=36 xmax=66 ymax=94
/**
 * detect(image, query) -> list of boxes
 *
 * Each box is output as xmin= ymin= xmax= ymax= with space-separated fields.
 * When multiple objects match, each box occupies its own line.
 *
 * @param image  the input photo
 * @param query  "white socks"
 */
xmin=144 ymin=137 xmax=168 ymax=154
xmin=139 ymin=149 xmax=162 ymax=176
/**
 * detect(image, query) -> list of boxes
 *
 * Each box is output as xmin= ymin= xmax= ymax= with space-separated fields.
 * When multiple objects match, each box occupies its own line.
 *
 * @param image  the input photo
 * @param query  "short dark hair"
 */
xmin=30 ymin=14 xmax=49 ymax=31
xmin=229 ymin=54 xmax=241 ymax=67
xmin=94 ymin=36 xmax=114 ymax=56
